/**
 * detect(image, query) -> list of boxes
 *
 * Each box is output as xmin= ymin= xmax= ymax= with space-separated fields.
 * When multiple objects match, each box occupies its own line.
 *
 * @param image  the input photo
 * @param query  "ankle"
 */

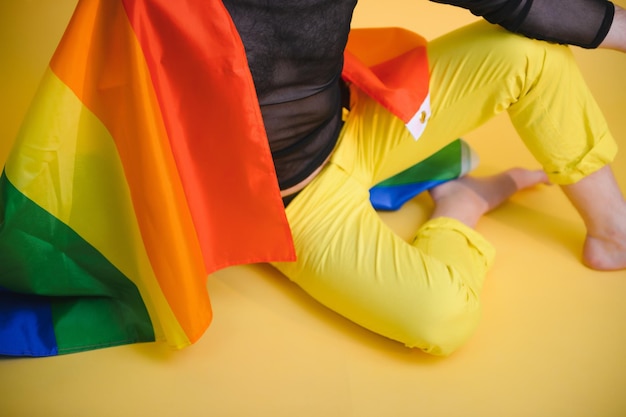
xmin=585 ymin=198 xmax=626 ymax=241
xmin=430 ymin=182 xmax=488 ymax=228
xmin=582 ymin=200 xmax=626 ymax=271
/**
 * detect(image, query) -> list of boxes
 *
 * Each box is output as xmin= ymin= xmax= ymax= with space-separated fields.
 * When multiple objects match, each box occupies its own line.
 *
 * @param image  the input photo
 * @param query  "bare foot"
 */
xmin=581 ymin=198 xmax=626 ymax=271
xmin=584 ymin=232 xmax=626 ymax=271
xmin=429 ymin=168 xmax=549 ymax=227
xmin=561 ymin=166 xmax=626 ymax=271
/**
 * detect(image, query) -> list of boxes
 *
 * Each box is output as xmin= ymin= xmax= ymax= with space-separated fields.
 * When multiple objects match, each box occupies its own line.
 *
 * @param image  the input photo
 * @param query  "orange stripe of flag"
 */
xmin=121 ymin=0 xmax=296 ymax=271
xmin=49 ymin=0 xmax=211 ymax=343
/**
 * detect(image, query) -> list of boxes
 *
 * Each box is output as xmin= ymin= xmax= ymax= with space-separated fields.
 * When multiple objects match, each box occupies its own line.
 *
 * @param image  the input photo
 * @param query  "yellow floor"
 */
xmin=1 ymin=1 xmax=626 ymax=416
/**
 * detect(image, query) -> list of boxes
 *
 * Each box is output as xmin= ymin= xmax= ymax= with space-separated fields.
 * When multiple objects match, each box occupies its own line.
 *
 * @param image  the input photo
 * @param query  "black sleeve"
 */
xmin=430 ymin=0 xmax=615 ymax=49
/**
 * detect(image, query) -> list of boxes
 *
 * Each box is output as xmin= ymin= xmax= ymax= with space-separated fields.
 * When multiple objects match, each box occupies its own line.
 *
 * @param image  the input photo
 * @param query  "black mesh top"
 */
xmin=221 ymin=0 xmax=357 ymax=190
xmin=221 ymin=0 xmax=615 ymax=191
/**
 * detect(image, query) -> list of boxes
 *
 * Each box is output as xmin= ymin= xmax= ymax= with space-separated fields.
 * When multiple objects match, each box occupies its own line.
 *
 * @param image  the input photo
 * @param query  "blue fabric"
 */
xmin=370 ymin=180 xmax=446 ymax=211
xmin=0 ymin=288 xmax=58 ymax=357
xmin=369 ymin=138 xmax=475 ymax=210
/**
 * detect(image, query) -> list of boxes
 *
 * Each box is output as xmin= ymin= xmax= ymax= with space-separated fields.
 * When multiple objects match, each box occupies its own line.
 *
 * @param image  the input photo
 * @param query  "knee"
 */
xmin=396 ymin=289 xmax=483 ymax=356
xmin=507 ymin=33 xmax=576 ymax=83
xmin=471 ymin=20 xmax=575 ymax=68
xmin=476 ymin=24 xmax=576 ymax=86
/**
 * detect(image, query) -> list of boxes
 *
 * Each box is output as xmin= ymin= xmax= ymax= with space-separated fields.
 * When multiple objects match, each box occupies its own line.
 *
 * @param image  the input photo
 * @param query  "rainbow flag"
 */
xmin=0 ymin=0 xmax=295 ymax=357
xmin=1 ymin=2 xmax=438 ymax=357
xmin=343 ymin=29 xmax=478 ymax=210
xmin=343 ymin=27 xmax=431 ymax=141
xmin=370 ymin=139 xmax=479 ymax=211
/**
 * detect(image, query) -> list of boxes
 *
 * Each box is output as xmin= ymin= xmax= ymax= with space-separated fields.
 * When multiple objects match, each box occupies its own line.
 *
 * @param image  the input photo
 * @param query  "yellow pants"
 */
xmin=272 ymin=21 xmax=617 ymax=356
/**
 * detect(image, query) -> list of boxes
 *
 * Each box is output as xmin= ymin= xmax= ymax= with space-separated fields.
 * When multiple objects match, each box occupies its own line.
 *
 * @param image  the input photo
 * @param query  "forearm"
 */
xmin=431 ymin=0 xmax=615 ymax=49
xmin=600 ymin=4 xmax=626 ymax=51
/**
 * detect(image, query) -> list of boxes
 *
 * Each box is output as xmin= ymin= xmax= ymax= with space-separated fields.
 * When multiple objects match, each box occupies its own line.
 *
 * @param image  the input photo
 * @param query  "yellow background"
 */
xmin=1 ymin=1 xmax=625 ymax=416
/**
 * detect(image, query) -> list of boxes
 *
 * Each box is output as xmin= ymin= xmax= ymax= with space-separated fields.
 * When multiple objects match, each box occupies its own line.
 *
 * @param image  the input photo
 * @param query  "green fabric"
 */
xmin=0 ymin=171 xmax=155 ymax=353
xmin=375 ymin=139 xmax=464 ymax=187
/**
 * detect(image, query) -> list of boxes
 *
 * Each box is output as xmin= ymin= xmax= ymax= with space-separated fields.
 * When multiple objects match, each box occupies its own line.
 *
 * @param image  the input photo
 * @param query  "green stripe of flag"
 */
xmin=375 ymin=139 xmax=465 ymax=187
xmin=0 ymin=170 xmax=154 ymax=354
